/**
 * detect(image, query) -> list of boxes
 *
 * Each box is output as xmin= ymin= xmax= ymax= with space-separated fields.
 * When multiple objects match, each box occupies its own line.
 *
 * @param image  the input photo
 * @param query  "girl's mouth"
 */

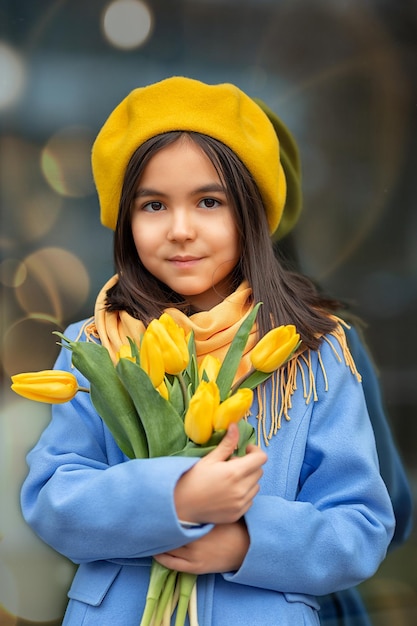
xmin=169 ymin=256 xmax=202 ymax=268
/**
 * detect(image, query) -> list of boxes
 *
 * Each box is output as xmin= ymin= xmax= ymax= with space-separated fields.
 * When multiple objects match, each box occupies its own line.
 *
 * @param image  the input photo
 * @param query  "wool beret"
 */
xmin=254 ymin=99 xmax=302 ymax=240
xmin=92 ymin=76 xmax=289 ymax=234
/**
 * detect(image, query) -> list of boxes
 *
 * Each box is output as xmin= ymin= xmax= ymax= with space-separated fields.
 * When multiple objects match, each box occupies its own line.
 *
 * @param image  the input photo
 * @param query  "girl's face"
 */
xmin=131 ymin=136 xmax=240 ymax=310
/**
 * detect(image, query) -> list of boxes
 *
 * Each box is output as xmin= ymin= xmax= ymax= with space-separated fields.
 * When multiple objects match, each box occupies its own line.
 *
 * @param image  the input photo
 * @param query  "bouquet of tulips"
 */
xmin=11 ymin=303 xmax=300 ymax=626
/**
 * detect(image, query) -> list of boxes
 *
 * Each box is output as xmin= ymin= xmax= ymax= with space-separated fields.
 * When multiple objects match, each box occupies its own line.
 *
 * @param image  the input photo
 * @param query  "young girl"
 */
xmin=20 ymin=76 xmax=395 ymax=626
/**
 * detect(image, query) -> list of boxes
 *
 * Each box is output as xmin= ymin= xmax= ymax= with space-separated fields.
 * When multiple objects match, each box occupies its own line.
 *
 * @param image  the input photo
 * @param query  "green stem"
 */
xmin=174 ymin=573 xmax=197 ymax=626
xmin=153 ymin=569 xmax=178 ymax=625
xmin=140 ymin=560 xmax=171 ymax=626
xmin=230 ymin=367 xmax=256 ymax=394
xmin=188 ymin=581 xmax=199 ymax=626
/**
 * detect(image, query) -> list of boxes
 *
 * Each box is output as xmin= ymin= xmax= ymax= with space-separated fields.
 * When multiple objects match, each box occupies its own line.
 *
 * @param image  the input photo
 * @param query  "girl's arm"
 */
xmin=158 ymin=329 xmax=409 ymax=581
xmin=20 ymin=323 xmax=266 ymax=565
xmin=20 ymin=323 xmax=203 ymax=563
xmin=221 ymin=337 xmax=395 ymax=596
xmin=156 ymin=337 xmax=396 ymax=594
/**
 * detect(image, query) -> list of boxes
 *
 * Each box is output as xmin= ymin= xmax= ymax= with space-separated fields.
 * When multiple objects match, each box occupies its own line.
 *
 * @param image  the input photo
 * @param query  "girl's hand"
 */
xmin=154 ymin=519 xmax=250 ymax=574
xmin=174 ymin=423 xmax=267 ymax=525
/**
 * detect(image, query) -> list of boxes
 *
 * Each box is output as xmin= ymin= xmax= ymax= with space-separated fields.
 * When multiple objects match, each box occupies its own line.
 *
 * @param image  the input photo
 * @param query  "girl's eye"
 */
xmin=143 ymin=201 xmax=165 ymax=212
xmin=199 ymin=198 xmax=220 ymax=209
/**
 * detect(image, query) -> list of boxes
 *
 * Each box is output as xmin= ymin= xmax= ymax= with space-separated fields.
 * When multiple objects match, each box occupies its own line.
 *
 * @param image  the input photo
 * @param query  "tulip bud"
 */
xmin=147 ymin=314 xmax=189 ymax=375
xmin=11 ymin=370 xmax=79 ymax=404
xmin=213 ymin=388 xmax=254 ymax=431
xmin=250 ymin=325 xmax=300 ymax=373
xmin=140 ymin=331 xmax=165 ymax=388
xmin=198 ymin=354 xmax=221 ymax=382
xmin=116 ymin=344 xmax=136 ymax=362
xmin=184 ymin=380 xmax=220 ymax=444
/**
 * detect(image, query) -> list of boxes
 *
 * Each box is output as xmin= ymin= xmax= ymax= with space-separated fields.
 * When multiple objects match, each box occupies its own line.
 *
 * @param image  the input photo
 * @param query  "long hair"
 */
xmin=106 ymin=131 xmax=341 ymax=349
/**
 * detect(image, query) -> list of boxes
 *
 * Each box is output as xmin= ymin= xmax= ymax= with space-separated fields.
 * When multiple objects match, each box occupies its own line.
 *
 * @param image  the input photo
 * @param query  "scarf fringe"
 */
xmin=78 ymin=317 xmax=100 ymax=343
xmin=254 ymin=319 xmax=362 ymax=447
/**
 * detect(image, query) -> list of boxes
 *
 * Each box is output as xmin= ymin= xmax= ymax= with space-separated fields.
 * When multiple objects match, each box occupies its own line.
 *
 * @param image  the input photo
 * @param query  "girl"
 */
xmin=21 ymin=76 xmax=395 ymax=626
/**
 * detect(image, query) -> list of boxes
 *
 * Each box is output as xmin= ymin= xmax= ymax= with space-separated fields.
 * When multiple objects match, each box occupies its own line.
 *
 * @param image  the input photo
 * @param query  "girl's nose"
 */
xmin=167 ymin=208 xmax=196 ymax=242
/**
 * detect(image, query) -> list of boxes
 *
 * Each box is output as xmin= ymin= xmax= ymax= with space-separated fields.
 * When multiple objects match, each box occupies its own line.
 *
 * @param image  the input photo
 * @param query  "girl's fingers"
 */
xmin=174 ymin=424 xmax=267 ymax=524
xmin=200 ymin=423 xmax=240 ymax=463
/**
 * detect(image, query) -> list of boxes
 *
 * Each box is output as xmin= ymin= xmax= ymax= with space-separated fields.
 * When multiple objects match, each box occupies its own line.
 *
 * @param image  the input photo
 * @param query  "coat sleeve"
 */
xmin=20 ymin=322 xmax=212 ymax=565
xmin=224 ymin=336 xmax=396 ymax=596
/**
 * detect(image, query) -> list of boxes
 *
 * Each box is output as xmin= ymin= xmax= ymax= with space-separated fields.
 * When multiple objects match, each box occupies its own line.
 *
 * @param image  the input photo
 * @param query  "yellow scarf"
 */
xmin=86 ymin=275 xmax=258 ymax=381
xmin=82 ymin=275 xmax=360 ymax=446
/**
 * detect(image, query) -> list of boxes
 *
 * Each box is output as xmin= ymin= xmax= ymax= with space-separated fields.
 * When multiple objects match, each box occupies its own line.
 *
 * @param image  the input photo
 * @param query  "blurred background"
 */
xmin=0 ymin=0 xmax=416 ymax=623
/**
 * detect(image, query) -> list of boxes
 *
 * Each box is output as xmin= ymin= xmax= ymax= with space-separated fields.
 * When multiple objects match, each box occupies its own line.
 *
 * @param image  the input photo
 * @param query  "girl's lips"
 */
xmin=169 ymin=257 xmax=202 ymax=268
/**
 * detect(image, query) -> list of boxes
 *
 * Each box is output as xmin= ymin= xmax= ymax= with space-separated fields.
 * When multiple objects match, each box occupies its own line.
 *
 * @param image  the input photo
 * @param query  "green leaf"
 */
xmin=165 ymin=375 xmax=185 ymax=416
xmin=235 ymin=420 xmax=256 ymax=457
xmin=54 ymin=333 xmax=147 ymax=459
xmin=90 ymin=385 xmax=138 ymax=459
xmin=170 ymin=442 xmax=217 ymax=458
xmin=236 ymin=369 xmax=273 ymax=390
xmin=184 ymin=332 xmax=199 ymax=394
xmin=170 ymin=430 xmax=224 ymax=457
xmin=216 ymin=303 xmax=262 ymax=401
xmin=127 ymin=336 xmax=141 ymax=363
xmin=116 ymin=359 xmax=187 ymax=457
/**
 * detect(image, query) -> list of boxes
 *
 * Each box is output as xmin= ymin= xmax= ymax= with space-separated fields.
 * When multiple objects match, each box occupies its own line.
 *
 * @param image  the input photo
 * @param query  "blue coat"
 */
xmin=21 ymin=321 xmax=395 ymax=626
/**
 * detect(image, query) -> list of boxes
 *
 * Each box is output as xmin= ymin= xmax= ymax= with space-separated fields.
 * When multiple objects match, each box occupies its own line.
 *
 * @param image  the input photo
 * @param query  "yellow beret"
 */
xmin=92 ymin=76 xmax=286 ymax=234
xmin=253 ymin=98 xmax=303 ymax=240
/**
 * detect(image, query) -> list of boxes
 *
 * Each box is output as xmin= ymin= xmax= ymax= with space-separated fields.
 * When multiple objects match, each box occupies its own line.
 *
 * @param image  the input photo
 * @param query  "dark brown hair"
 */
xmin=106 ymin=131 xmax=341 ymax=349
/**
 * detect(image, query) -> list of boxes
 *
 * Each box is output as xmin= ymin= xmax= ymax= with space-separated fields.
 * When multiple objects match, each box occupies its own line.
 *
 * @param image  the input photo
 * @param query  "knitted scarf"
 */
xmin=82 ymin=275 xmax=360 ymax=446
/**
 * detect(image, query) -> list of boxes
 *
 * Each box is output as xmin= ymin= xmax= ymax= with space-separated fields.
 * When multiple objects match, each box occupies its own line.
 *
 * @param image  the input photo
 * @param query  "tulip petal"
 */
xmin=184 ymin=380 xmax=220 ymax=444
xmin=250 ymin=325 xmax=300 ymax=373
xmin=148 ymin=315 xmax=189 ymax=375
xmin=213 ymin=388 xmax=253 ymax=431
xmin=140 ymin=330 xmax=165 ymax=387
xmin=198 ymin=354 xmax=221 ymax=382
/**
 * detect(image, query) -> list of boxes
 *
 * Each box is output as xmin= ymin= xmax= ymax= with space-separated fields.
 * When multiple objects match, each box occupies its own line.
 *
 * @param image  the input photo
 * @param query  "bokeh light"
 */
xmin=3 ymin=315 xmax=63 ymax=376
xmin=102 ymin=0 xmax=153 ymax=50
xmin=0 ymin=258 xmax=27 ymax=289
xmin=1 ymin=136 xmax=63 ymax=242
xmin=19 ymin=189 xmax=63 ymax=240
xmin=0 ymin=397 xmax=75 ymax=621
xmin=41 ymin=126 xmax=95 ymax=198
xmin=0 ymin=561 xmax=18 ymax=620
xmin=0 ymin=42 xmax=26 ymax=110
xmin=14 ymin=247 xmax=90 ymax=322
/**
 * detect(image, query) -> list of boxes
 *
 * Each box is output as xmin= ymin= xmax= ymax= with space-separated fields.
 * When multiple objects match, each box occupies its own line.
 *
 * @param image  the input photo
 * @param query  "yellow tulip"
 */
xmin=146 ymin=314 xmax=189 ymax=375
xmin=11 ymin=370 xmax=79 ymax=404
xmin=250 ymin=325 xmax=300 ymax=373
xmin=140 ymin=331 xmax=165 ymax=388
xmin=213 ymin=388 xmax=254 ymax=431
xmin=184 ymin=380 xmax=220 ymax=444
xmin=157 ymin=380 xmax=169 ymax=400
xmin=198 ymin=354 xmax=221 ymax=382
xmin=116 ymin=344 xmax=136 ymax=362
